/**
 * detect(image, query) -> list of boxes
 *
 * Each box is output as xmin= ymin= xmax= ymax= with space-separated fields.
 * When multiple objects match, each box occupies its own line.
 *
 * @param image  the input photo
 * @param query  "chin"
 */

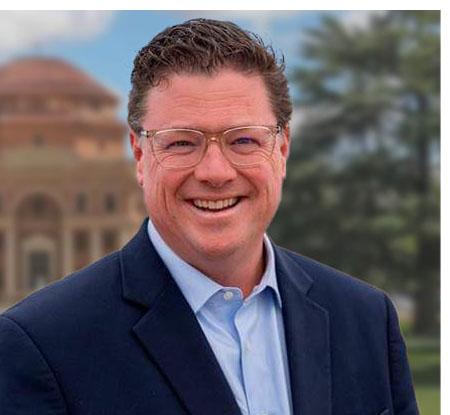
xmin=191 ymin=236 xmax=242 ymax=259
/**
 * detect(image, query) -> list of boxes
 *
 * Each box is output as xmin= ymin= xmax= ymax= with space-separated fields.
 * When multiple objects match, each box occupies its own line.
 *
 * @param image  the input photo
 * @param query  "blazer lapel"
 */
xmin=120 ymin=220 xmax=241 ymax=415
xmin=274 ymin=246 xmax=332 ymax=415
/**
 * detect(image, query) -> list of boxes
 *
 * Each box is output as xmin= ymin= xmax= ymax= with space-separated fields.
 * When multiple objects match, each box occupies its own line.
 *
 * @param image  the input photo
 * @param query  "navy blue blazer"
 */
xmin=0 ymin=219 xmax=418 ymax=414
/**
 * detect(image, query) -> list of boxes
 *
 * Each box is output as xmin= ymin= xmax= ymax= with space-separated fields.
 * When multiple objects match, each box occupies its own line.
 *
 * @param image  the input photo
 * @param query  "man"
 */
xmin=0 ymin=19 xmax=418 ymax=415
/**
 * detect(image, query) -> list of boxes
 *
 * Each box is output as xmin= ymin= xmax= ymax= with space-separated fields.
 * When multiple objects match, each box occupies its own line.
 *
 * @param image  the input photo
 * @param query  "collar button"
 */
xmin=223 ymin=291 xmax=234 ymax=301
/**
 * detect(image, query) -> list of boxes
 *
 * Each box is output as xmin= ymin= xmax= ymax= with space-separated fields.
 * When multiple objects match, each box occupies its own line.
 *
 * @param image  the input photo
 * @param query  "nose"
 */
xmin=194 ymin=141 xmax=237 ymax=187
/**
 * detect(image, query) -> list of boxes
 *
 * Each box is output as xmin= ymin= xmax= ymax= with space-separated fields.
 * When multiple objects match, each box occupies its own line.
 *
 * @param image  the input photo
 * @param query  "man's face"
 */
xmin=130 ymin=69 xmax=289 ymax=263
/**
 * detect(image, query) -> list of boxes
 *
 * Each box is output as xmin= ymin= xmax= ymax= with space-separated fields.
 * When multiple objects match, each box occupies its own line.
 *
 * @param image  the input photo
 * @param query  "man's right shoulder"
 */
xmin=1 ymin=251 xmax=123 ymax=334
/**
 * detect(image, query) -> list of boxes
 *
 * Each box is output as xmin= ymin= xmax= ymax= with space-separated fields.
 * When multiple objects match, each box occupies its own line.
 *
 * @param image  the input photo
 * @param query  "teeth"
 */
xmin=193 ymin=198 xmax=238 ymax=211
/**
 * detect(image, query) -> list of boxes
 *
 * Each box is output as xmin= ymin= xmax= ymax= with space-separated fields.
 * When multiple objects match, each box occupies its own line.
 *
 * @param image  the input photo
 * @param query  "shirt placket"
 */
xmin=234 ymin=296 xmax=270 ymax=415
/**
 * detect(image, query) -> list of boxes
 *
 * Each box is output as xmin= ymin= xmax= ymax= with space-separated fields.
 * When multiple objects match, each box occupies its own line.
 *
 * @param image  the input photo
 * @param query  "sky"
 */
xmin=0 ymin=10 xmax=373 ymax=127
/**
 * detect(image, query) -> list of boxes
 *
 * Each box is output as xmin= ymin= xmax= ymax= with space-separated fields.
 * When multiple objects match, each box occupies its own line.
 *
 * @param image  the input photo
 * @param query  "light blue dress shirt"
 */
xmin=147 ymin=219 xmax=293 ymax=415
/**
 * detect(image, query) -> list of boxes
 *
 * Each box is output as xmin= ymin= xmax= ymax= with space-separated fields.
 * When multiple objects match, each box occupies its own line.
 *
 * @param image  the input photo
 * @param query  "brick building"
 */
xmin=0 ymin=57 xmax=144 ymax=309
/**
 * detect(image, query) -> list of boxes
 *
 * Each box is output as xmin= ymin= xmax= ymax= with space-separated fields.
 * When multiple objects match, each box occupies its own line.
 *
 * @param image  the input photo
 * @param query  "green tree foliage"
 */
xmin=270 ymin=11 xmax=440 ymax=335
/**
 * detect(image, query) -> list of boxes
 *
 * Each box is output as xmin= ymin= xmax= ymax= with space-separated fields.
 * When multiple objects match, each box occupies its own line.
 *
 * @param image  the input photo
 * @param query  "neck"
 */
xmin=149 ymin=219 xmax=267 ymax=297
xmin=187 ymin=244 xmax=266 ymax=298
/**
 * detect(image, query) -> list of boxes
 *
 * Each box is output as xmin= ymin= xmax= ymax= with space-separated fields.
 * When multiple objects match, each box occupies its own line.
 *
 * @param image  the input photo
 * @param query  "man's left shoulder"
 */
xmin=274 ymin=245 xmax=389 ymax=312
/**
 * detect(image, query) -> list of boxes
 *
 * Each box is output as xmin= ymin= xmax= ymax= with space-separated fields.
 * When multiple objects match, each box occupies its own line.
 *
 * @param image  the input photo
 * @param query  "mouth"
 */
xmin=190 ymin=197 xmax=241 ymax=212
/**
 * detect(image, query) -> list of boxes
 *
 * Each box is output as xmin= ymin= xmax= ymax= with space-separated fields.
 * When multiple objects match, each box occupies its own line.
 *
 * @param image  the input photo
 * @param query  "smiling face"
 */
xmin=130 ymin=69 xmax=289 ymax=269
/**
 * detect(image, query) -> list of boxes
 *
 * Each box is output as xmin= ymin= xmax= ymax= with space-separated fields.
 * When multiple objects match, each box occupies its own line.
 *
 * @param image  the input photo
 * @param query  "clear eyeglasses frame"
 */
xmin=138 ymin=124 xmax=282 ymax=169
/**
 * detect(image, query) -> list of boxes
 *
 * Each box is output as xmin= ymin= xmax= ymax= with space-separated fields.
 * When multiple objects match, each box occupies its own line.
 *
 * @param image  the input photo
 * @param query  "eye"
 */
xmin=166 ymin=140 xmax=196 ymax=148
xmin=155 ymin=131 xmax=202 ymax=153
xmin=232 ymin=136 xmax=258 ymax=145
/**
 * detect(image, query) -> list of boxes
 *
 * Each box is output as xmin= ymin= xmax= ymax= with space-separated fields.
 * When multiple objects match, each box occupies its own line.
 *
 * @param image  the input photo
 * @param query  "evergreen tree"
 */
xmin=271 ymin=11 xmax=440 ymax=335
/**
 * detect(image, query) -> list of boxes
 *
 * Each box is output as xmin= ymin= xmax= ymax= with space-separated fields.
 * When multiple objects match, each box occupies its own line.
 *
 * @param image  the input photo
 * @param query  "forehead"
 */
xmin=142 ymin=69 xmax=276 ymax=131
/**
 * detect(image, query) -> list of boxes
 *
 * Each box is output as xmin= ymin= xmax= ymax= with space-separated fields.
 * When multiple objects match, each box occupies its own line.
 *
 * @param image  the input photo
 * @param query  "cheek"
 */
xmin=142 ymin=162 xmax=190 ymax=210
xmin=141 ymin=159 xmax=164 ymax=206
xmin=251 ymin=165 xmax=283 ymax=207
xmin=266 ymin=161 xmax=285 ymax=209
xmin=269 ymin=140 xmax=288 ymax=176
xmin=268 ymin=156 xmax=285 ymax=187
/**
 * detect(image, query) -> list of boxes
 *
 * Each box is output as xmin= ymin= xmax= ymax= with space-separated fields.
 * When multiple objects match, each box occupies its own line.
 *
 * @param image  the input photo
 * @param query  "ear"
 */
xmin=130 ymin=130 xmax=142 ymax=161
xmin=130 ymin=130 xmax=144 ymax=186
xmin=279 ymin=125 xmax=290 ymax=179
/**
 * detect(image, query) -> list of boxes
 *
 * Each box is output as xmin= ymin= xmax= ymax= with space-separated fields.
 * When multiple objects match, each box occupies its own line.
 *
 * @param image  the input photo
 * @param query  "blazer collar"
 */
xmin=120 ymin=220 xmax=332 ymax=415
xmin=120 ymin=219 xmax=241 ymax=415
xmin=274 ymin=246 xmax=332 ymax=415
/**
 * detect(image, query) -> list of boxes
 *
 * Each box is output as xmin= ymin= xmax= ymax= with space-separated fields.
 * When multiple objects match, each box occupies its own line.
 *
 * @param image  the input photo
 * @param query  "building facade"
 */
xmin=0 ymin=57 xmax=145 ymax=310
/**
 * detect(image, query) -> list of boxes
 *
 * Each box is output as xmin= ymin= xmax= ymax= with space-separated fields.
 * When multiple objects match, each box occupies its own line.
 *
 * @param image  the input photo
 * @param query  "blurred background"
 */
xmin=0 ymin=10 xmax=440 ymax=413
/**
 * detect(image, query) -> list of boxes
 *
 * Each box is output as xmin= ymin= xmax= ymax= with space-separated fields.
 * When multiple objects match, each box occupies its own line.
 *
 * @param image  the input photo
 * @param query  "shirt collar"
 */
xmin=147 ymin=218 xmax=282 ymax=313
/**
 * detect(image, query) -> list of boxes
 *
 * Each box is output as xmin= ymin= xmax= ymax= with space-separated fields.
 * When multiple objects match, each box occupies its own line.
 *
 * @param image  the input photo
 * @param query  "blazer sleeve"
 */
xmin=385 ymin=295 xmax=420 ymax=415
xmin=0 ymin=316 xmax=68 ymax=415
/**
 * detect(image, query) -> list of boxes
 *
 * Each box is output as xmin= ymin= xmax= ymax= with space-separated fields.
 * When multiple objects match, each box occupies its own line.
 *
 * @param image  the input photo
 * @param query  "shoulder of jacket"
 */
xmin=2 ymin=251 xmax=122 ymax=327
xmin=275 ymin=245 xmax=387 ymax=305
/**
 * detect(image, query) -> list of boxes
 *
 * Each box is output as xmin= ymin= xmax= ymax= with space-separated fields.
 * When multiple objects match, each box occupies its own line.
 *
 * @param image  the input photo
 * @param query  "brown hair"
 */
xmin=128 ymin=18 xmax=292 ymax=133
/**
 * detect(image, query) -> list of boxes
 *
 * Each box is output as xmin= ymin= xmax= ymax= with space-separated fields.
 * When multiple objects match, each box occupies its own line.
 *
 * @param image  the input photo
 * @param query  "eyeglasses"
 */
xmin=139 ymin=125 xmax=281 ymax=169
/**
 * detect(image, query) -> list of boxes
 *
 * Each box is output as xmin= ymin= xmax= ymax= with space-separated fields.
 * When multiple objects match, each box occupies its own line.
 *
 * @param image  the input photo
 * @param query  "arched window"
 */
xmin=28 ymin=251 xmax=50 ymax=290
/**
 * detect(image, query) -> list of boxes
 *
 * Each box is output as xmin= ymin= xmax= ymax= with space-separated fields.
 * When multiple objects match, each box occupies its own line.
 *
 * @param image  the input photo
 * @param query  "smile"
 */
xmin=192 ymin=197 xmax=240 ymax=211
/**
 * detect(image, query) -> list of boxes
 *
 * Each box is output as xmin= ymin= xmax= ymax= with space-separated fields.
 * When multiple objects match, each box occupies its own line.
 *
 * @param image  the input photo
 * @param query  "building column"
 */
xmin=91 ymin=228 xmax=102 ymax=261
xmin=63 ymin=226 xmax=73 ymax=275
xmin=5 ymin=223 xmax=16 ymax=299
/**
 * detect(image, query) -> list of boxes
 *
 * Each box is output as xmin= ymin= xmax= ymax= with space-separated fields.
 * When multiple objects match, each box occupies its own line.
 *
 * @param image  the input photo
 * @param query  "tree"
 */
xmin=270 ymin=11 xmax=440 ymax=335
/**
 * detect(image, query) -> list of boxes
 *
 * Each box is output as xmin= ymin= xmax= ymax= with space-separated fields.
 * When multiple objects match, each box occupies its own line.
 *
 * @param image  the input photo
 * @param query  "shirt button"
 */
xmin=223 ymin=291 xmax=234 ymax=301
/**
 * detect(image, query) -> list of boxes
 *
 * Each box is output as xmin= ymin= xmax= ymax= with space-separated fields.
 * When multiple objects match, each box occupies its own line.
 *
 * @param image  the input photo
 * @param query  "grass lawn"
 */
xmin=406 ymin=336 xmax=440 ymax=414
xmin=415 ymin=386 xmax=440 ymax=414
